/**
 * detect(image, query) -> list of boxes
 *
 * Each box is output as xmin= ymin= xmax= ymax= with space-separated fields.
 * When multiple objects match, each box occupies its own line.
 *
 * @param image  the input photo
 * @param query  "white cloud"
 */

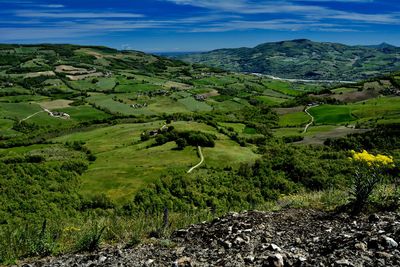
xmin=38 ymin=4 xmax=65 ymax=8
xmin=15 ymin=10 xmax=145 ymax=18
xmin=165 ymin=0 xmax=400 ymax=24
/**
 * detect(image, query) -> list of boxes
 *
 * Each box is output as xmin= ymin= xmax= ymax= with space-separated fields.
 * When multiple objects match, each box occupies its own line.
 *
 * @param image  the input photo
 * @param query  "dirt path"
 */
xmin=187 ymin=146 xmax=204 ymax=173
xmin=19 ymin=110 xmax=44 ymax=122
xmin=303 ymin=105 xmax=317 ymax=133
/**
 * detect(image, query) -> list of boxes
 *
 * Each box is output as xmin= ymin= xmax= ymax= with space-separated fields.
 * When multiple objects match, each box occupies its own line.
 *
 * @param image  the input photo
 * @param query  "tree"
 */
xmin=175 ymin=138 xmax=187 ymax=150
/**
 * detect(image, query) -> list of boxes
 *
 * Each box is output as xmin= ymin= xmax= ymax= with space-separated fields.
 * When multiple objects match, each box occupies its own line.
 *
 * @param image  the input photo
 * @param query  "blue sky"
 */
xmin=0 ymin=0 xmax=399 ymax=52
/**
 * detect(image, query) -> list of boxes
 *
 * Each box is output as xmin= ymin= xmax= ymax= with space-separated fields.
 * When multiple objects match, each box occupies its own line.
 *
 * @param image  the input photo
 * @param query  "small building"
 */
xmin=195 ymin=95 xmax=206 ymax=101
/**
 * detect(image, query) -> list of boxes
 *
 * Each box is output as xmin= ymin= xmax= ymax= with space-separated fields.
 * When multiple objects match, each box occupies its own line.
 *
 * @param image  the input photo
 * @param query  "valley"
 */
xmin=0 ymin=43 xmax=399 ymax=265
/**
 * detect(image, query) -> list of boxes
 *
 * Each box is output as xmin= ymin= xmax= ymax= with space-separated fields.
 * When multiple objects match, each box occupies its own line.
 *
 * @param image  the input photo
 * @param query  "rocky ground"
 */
xmin=22 ymin=209 xmax=400 ymax=267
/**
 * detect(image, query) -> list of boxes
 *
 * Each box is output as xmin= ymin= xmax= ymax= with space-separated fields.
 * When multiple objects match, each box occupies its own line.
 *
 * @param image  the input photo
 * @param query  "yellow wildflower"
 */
xmin=349 ymin=150 xmax=394 ymax=167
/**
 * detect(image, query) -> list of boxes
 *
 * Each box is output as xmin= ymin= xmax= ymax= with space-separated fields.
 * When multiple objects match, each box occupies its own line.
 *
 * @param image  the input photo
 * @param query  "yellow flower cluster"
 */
xmin=63 ymin=226 xmax=81 ymax=232
xmin=350 ymin=150 xmax=394 ymax=166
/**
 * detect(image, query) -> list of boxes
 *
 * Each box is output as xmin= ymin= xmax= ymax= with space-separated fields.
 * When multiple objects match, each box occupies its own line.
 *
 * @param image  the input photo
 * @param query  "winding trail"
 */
xmin=187 ymin=146 xmax=204 ymax=173
xmin=19 ymin=110 xmax=43 ymax=122
xmin=303 ymin=105 xmax=318 ymax=133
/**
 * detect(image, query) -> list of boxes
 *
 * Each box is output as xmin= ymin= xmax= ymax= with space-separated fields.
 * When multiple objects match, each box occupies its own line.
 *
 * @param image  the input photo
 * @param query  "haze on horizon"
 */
xmin=0 ymin=0 xmax=399 ymax=52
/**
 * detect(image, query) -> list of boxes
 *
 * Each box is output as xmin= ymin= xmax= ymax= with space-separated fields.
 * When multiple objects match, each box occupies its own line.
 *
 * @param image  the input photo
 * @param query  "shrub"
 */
xmin=348 ymin=150 xmax=395 ymax=215
xmin=75 ymin=222 xmax=105 ymax=252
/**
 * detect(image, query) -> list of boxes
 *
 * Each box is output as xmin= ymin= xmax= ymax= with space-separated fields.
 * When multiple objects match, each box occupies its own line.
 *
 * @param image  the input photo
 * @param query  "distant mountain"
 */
xmin=175 ymin=39 xmax=400 ymax=81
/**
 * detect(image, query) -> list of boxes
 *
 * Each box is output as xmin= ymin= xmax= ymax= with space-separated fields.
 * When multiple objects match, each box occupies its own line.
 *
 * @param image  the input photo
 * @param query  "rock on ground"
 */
xmin=22 ymin=209 xmax=400 ymax=266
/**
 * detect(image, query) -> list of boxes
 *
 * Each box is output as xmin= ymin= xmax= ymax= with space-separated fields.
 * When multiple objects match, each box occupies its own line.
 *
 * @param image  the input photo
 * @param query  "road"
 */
xmin=187 ymin=146 xmax=204 ymax=173
xmin=19 ymin=110 xmax=43 ymax=122
xmin=303 ymin=105 xmax=318 ymax=133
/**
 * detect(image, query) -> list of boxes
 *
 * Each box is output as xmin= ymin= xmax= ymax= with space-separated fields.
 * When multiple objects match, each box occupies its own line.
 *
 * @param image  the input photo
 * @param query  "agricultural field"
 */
xmin=1 ymin=44 xmax=400 ymax=264
xmin=309 ymin=105 xmax=355 ymax=125
xmin=52 ymin=121 xmax=259 ymax=202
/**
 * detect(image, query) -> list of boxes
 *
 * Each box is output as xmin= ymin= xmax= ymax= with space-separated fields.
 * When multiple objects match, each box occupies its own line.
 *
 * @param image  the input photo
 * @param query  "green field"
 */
xmin=0 ymin=102 xmax=42 ymax=120
xmin=263 ymin=80 xmax=303 ymax=96
xmin=88 ymin=94 xmax=155 ymax=116
xmin=178 ymin=97 xmax=213 ymax=112
xmin=52 ymin=121 xmax=260 ymax=201
xmin=279 ymin=111 xmax=310 ymax=127
xmin=58 ymin=105 xmax=112 ymax=122
xmin=349 ymin=96 xmax=400 ymax=121
xmin=256 ymin=95 xmax=287 ymax=106
xmin=309 ymin=105 xmax=356 ymax=124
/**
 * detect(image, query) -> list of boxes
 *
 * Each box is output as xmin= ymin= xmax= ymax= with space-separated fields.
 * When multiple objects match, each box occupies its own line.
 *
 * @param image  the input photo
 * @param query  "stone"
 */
xmin=175 ymin=256 xmax=192 ymax=267
xmin=244 ymin=255 xmax=255 ymax=263
xmin=376 ymin=251 xmax=393 ymax=259
xmin=335 ymin=259 xmax=354 ymax=266
xmin=234 ymin=236 xmax=247 ymax=246
xmin=268 ymin=253 xmax=285 ymax=267
xmin=382 ymin=236 xmax=398 ymax=248
xmin=176 ymin=246 xmax=186 ymax=255
xmin=145 ymin=259 xmax=155 ymax=266
xmin=268 ymin=243 xmax=282 ymax=252
xmin=98 ymin=256 xmax=107 ymax=263
xmin=223 ymin=240 xmax=232 ymax=249
xmin=354 ymin=242 xmax=367 ymax=251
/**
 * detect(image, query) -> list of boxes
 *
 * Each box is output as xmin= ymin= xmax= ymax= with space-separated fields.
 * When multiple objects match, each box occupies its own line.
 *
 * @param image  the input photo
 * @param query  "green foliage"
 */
xmin=75 ymin=222 xmax=105 ymax=252
xmin=325 ymin=123 xmax=400 ymax=151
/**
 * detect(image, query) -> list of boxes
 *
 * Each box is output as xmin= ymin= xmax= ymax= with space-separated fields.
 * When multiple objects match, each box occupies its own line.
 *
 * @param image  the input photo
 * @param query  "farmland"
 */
xmin=1 ymin=44 xmax=400 ymax=264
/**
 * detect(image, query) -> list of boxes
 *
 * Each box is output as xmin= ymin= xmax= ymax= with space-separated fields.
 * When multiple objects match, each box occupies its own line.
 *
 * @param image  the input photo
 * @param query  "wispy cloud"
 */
xmin=164 ymin=0 xmax=400 ymax=24
xmin=38 ymin=4 xmax=65 ymax=8
xmin=0 ymin=0 xmax=398 ymax=44
xmin=15 ymin=10 xmax=145 ymax=19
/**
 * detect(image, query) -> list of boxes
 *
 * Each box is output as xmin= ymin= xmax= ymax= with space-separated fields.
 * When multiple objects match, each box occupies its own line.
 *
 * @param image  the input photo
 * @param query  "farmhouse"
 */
xmin=195 ymin=95 xmax=206 ymax=101
xmin=131 ymin=103 xmax=148 ymax=109
xmin=49 ymin=111 xmax=70 ymax=119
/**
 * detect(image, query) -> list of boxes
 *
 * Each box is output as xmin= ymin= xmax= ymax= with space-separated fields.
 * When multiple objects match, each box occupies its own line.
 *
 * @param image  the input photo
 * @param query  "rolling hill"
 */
xmin=175 ymin=39 xmax=400 ymax=81
xmin=1 ymin=43 xmax=400 ymax=264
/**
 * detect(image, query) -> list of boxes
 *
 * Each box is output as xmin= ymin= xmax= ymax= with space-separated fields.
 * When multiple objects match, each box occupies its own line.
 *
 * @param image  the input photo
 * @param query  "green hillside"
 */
xmin=0 ymin=44 xmax=400 ymax=264
xmin=176 ymin=39 xmax=400 ymax=81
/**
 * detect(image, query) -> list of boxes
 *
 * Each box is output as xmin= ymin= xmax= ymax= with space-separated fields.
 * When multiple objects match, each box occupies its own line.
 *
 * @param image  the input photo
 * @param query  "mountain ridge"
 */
xmin=175 ymin=39 xmax=400 ymax=81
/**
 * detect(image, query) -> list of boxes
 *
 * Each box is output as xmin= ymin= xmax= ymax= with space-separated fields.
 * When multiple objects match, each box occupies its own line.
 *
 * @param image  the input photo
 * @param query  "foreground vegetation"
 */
xmin=0 ymin=44 xmax=399 ymax=264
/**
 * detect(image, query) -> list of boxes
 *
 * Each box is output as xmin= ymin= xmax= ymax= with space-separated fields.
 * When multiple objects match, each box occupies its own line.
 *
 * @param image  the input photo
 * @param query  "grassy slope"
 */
xmin=52 ymin=121 xmax=259 ymax=202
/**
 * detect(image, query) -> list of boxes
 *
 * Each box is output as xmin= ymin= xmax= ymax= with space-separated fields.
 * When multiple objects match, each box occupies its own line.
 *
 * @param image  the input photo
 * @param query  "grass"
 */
xmin=51 ymin=121 xmax=261 ymax=202
xmin=0 ymin=95 xmax=49 ymax=103
xmin=0 ymin=102 xmax=42 ymax=120
xmin=279 ymin=111 xmax=310 ymax=127
xmin=0 ymin=119 xmax=20 ymax=138
xmin=95 ymin=78 xmax=116 ymax=91
xmin=263 ymin=80 xmax=303 ymax=96
xmin=178 ymin=97 xmax=213 ymax=112
xmin=255 ymin=95 xmax=287 ymax=106
xmin=58 ymin=105 xmax=111 ymax=122
xmin=309 ymin=105 xmax=356 ymax=125
xmin=219 ymin=122 xmax=246 ymax=134
xmin=332 ymin=87 xmax=359 ymax=94
xmin=146 ymin=97 xmax=189 ymax=114
xmin=203 ymin=139 xmax=260 ymax=169
xmin=38 ymin=99 xmax=73 ymax=109
xmin=88 ymin=94 xmax=155 ymax=116
xmin=263 ymin=89 xmax=292 ymax=98
xmin=349 ymin=96 xmax=400 ymax=121
xmin=80 ymin=141 xmax=198 ymax=202
xmin=273 ymin=128 xmax=303 ymax=138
